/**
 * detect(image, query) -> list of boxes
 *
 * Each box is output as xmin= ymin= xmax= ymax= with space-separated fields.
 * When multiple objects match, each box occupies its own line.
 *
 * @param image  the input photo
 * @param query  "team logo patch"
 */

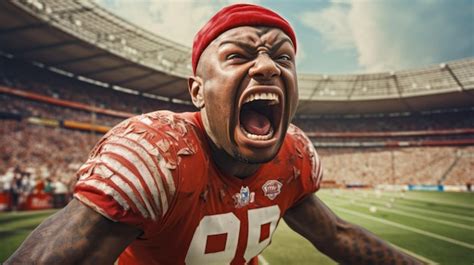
xmin=233 ymin=186 xmax=255 ymax=208
xmin=262 ymin=180 xmax=282 ymax=200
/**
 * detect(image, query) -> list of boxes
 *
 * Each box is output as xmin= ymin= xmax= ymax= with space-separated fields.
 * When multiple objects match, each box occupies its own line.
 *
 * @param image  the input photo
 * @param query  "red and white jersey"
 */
xmin=74 ymin=111 xmax=322 ymax=265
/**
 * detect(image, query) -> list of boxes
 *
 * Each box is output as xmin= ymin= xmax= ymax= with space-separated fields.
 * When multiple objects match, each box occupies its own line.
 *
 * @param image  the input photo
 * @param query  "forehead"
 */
xmin=212 ymin=26 xmax=294 ymax=49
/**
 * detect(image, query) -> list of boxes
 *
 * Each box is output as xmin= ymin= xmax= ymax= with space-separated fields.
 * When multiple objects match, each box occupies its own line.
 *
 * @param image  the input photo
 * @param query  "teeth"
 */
xmin=243 ymin=92 xmax=279 ymax=104
xmin=241 ymin=126 xmax=274 ymax=140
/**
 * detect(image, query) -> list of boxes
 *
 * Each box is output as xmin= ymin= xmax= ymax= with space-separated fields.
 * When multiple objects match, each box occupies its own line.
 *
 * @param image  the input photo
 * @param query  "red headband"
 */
xmin=192 ymin=3 xmax=297 ymax=74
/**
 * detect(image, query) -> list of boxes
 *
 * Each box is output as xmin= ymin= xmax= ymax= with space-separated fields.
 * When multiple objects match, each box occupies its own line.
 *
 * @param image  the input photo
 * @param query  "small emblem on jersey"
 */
xmin=233 ymin=186 xmax=255 ymax=208
xmin=262 ymin=180 xmax=282 ymax=200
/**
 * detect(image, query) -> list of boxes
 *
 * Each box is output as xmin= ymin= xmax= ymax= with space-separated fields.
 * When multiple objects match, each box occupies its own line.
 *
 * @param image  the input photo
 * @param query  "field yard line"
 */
xmin=381 ymin=193 xmax=474 ymax=209
xmin=390 ymin=244 xmax=438 ymax=265
xmin=325 ymin=193 xmax=474 ymax=222
xmin=331 ymin=206 xmax=474 ymax=250
xmin=327 ymin=196 xmax=474 ymax=231
xmin=389 ymin=204 xmax=474 ymax=222
xmin=258 ymin=255 xmax=269 ymax=265
xmin=0 ymin=209 xmax=56 ymax=217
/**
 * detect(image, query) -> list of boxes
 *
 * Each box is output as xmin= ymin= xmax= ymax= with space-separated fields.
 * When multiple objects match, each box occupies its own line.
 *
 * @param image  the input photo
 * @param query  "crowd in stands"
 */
xmin=442 ymin=150 xmax=473 ymax=186
xmin=318 ymin=146 xmax=473 ymax=186
xmin=0 ymin=120 xmax=100 ymax=210
xmin=0 ymin=55 xmax=472 ymax=211
xmin=293 ymin=108 xmax=474 ymax=132
xmin=1 ymin=94 xmax=124 ymax=126
xmin=0 ymin=120 xmax=99 ymax=184
xmin=0 ymin=56 xmax=195 ymax=115
xmin=4 ymin=165 xmax=71 ymax=210
xmin=0 ymin=56 xmax=196 ymax=210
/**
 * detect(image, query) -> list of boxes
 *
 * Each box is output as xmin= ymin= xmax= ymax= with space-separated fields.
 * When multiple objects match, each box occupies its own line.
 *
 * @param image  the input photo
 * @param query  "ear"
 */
xmin=188 ymin=76 xmax=205 ymax=109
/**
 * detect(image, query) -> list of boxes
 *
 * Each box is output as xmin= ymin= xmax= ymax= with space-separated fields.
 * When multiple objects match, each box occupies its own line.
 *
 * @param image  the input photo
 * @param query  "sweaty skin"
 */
xmin=5 ymin=26 xmax=423 ymax=265
xmin=5 ymin=199 xmax=141 ymax=264
xmin=284 ymin=195 xmax=422 ymax=265
xmin=189 ymin=26 xmax=298 ymax=178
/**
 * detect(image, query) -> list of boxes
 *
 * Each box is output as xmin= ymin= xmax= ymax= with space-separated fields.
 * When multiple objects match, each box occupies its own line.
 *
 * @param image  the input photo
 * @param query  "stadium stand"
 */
xmin=317 ymin=146 xmax=473 ymax=186
xmin=0 ymin=56 xmax=196 ymax=210
xmin=294 ymin=109 xmax=474 ymax=132
xmin=0 ymin=56 xmax=195 ymax=115
xmin=292 ymin=110 xmax=473 ymax=187
xmin=0 ymin=0 xmax=472 ymax=211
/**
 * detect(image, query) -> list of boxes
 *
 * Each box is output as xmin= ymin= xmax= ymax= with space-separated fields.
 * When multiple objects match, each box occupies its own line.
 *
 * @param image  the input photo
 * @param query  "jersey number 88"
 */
xmin=185 ymin=205 xmax=281 ymax=264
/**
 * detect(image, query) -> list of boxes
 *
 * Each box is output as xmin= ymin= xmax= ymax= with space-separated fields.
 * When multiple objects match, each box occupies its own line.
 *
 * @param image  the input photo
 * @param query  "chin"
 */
xmin=232 ymin=144 xmax=281 ymax=165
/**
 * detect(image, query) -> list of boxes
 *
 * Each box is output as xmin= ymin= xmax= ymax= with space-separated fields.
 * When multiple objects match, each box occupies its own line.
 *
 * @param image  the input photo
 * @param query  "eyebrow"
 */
xmin=218 ymin=37 xmax=293 ymax=54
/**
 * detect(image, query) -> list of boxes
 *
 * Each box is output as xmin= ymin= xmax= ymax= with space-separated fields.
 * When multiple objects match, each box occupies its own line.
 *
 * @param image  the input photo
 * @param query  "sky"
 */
xmin=96 ymin=0 xmax=474 ymax=74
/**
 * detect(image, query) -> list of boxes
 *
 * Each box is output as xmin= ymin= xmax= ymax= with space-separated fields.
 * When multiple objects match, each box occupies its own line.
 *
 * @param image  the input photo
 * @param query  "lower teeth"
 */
xmin=241 ymin=126 xmax=274 ymax=140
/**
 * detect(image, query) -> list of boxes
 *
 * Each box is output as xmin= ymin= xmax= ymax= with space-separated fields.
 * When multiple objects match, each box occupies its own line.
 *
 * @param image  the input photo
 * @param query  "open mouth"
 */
xmin=239 ymin=89 xmax=282 ymax=142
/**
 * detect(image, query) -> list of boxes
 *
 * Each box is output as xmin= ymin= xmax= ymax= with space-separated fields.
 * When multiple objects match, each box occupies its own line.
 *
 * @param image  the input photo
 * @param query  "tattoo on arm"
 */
xmin=5 ymin=199 xmax=141 ymax=265
xmin=284 ymin=194 xmax=423 ymax=265
xmin=336 ymin=227 xmax=417 ymax=265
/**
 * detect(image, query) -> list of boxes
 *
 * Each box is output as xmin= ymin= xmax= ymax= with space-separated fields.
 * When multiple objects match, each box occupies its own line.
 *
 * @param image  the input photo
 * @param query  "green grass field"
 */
xmin=1 ymin=190 xmax=473 ymax=264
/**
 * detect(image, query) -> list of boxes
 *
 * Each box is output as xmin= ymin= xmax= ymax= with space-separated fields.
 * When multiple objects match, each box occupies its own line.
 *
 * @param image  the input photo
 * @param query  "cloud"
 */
xmin=350 ymin=0 xmax=473 ymax=72
xmin=96 ymin=0 xmax=261 ymax=47
xmin=300 ymin=4 xmax=353 ymax=51
xmin=294 ymin=35 xmax=307 ymax=69
xmin=95 ymin=0 xmax=214 ymax=46
xmin=299 ymin=0 xmax=474 ymax=72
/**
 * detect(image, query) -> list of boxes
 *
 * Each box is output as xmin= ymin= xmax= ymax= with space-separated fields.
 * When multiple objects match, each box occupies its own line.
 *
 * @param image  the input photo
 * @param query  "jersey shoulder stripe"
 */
xmin=75 ymin=111 xmax=199 ymax=225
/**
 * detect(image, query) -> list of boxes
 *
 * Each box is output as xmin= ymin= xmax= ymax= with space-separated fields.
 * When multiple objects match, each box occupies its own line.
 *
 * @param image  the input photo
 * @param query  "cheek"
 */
xmin=282 ymin=69 xmax=299 ymax=113
xmin=204 ymin=85 xmax=230 ymax=114
xmin=203 ymin=82 xmax=233 ymax=134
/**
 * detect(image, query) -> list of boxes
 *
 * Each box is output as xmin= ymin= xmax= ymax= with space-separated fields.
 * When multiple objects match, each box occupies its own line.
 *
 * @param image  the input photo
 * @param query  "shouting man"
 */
xmin=6 ymin=4 xmax=421 ymax=265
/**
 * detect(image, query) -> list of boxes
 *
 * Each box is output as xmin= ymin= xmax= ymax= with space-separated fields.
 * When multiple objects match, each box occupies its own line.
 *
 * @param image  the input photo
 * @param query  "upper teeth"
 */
xmin=243 ymin=92 xmax=279 ymax=104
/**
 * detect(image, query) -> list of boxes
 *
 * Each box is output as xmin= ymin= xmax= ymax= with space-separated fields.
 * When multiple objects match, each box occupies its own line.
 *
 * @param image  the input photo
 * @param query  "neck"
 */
xmin=209 ymin=143 xmax=261 ymax=179
xmin=198 ymin=111 xmax=261 ymax=178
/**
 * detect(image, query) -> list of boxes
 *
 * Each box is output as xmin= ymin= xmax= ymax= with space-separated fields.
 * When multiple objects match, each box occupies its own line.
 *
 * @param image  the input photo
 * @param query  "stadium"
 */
xmin=0 ymin=0 xmax=472 ymax=264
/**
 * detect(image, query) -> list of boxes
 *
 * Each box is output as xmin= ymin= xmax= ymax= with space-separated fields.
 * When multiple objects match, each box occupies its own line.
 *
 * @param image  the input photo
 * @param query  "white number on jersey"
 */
xmin=185 ymin=205 xmax=281 ymax=264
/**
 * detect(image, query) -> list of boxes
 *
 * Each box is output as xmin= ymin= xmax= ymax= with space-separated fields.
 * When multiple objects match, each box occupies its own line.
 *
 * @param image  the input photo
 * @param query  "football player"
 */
xmin=6 ymin=4 xmax=421 ymax=265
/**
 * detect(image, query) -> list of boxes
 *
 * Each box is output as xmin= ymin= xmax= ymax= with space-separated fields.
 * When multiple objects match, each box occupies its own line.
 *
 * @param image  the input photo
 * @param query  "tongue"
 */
xmin=240 ymin=109 xmax=271 ymax=135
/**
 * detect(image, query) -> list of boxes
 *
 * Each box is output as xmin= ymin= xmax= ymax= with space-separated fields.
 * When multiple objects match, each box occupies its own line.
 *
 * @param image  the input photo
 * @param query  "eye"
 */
xmin=226 ymin=53 xmax=245 ymax=60
xmin=276 ymin=54 xmax=292 ymax=61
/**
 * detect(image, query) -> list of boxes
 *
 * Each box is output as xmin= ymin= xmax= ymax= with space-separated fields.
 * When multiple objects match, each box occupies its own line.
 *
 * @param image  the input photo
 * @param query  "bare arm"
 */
xmin=5 ymin=199 xmax=142 ymax=265
xmin=284 ymin=194 xmax=423 ymax=265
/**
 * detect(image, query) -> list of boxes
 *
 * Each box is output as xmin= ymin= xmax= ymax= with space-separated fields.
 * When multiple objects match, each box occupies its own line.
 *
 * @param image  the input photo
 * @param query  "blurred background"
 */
xmin=0 ymin=0 xmax=472 ymax=264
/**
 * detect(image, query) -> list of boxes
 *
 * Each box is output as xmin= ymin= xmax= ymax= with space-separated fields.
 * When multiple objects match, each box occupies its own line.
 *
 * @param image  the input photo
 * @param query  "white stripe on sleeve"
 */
xmin=100 ymin=152 xmax=153 ymax=219
xmin=125 ymin=133 xmax=176 ymax=213
xmin=108 ymin=136 xmax=165 ymax=215
xmin=76 ymin=179 xmax=130 ymax=213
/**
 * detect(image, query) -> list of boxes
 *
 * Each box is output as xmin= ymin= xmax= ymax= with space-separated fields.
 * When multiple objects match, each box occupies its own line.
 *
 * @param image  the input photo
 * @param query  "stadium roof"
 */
xmin=1 ymin=0 xmax=473 ymax=115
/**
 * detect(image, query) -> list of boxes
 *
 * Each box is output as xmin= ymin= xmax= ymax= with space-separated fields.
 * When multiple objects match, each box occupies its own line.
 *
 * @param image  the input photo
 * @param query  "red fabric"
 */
xmin=0 ymin=192 xmax=10 ymax=211
xmin=259 ymin=222 xmax=271 ymax=243
xmin=75 ymin=111 xmax=321 ymax=264
xmin=205 ymin=233 xmax=228 ymax=254
xmin=24 ymin=193 xmax=53 ymax=210
xmin=192 ymin=3 xmax=297 ymax=74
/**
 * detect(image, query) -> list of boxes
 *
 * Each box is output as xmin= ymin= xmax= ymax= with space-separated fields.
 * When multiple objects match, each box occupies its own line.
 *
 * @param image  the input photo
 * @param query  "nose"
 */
xmin=249 ymin=53 xmax=281 ymax=81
